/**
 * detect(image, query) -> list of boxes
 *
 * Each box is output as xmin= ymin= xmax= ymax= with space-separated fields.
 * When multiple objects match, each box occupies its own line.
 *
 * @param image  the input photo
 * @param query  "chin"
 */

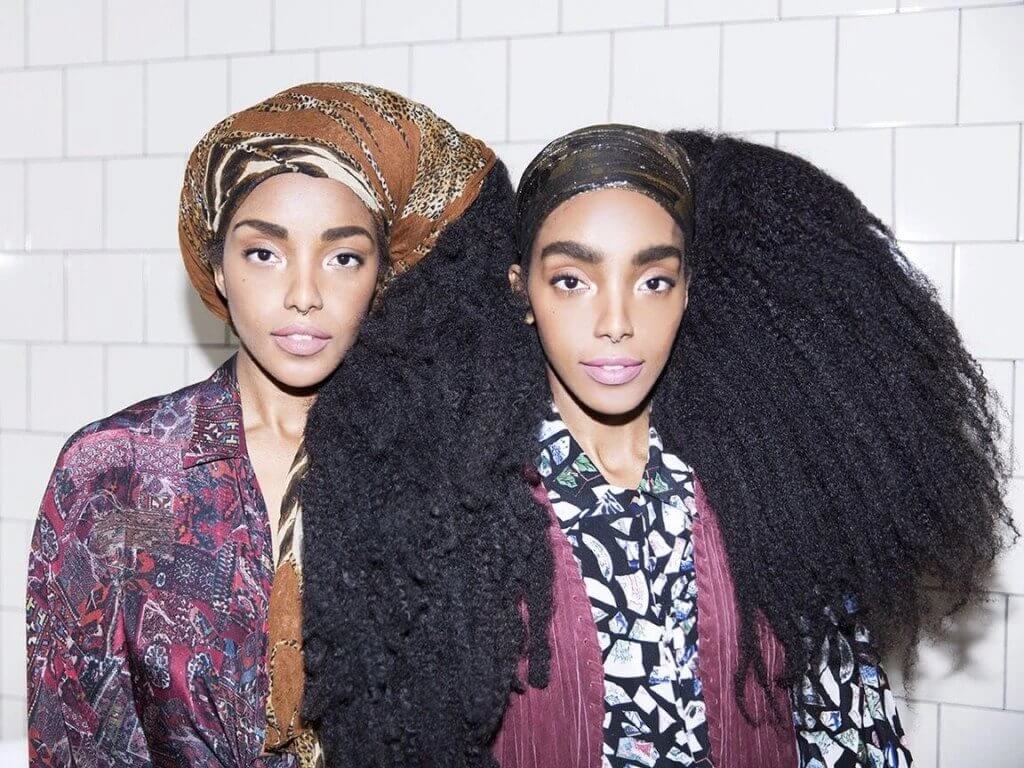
xmin=263 ymin=349 xmax=343 ymax=391
xmin=576 ymin=383 xmax=650 ymax=419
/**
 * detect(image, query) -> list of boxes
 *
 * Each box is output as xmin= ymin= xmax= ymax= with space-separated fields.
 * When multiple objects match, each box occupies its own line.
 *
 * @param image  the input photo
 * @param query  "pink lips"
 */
xmin=271 ymin=324 xmax=333 ymax=357
xmin=580 ymin=357 xmax=644 ymax=386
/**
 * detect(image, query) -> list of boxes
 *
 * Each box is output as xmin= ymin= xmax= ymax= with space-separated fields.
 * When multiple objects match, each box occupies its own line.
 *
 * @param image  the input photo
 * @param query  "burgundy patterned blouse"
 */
xmin=26 ymin=356 xmax=295 ymax=768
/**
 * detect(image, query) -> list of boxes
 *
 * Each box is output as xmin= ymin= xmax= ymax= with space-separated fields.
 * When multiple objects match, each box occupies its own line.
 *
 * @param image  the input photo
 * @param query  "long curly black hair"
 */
xmin=301 ymin=132 xmax=1014 ymax=765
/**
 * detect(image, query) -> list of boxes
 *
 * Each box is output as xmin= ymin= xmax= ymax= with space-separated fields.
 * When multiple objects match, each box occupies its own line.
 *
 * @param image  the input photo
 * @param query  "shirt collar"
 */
xmin=182 ymin=353 xmax=245 ymax=469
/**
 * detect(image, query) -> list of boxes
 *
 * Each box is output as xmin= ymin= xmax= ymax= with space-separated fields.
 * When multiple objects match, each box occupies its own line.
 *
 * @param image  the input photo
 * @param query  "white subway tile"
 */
xmin=493 ymin=142 xmax=546 ymax=189
xmin=893 ymin=125 xmax=1019 ymax=242
xmin=318 ymin=46 xmax=411 ymax=96
xmin=187 ymin=0 xmax=271 ymax=56
xmin=668 ymin=0 xmax=777 ymax=24
xmin=721 ymin=19 xmax=835 ymax=132
xmin=0 ymin=0 xmax=25 ymax=67
xmin=953 ymin=243 xmax=1024 ymax=359
xmin=186 ymin=345 xmax=236 ymax=382
xmin=411 ymin=41 xmax=506 ymax=142
xmin=364 ymin=0 xmax=456 ymax=44
xmin=29 ymin=345 xmax=105 ymax=433
xmin=735 ymin=131 xmax=777 ymax=148
xmin=0 ymin=344 xmax=27 ymax=429
xmin=0 ymin=433 xmax=66 ymax=522
xmin=25 ymin=161 xmax=103 ymax=251
xmin=898 ymin=242 xmax=953 ymax=313
xmin=611 ymin=26 xmax=720 ymax=131
xmin=273 ymin=0 xmax=360 ymax=50
xmin=66 ymin=253 xmax=145 ymax=343
xmin=0 ymin=519 xmax=32 ymax=609
xmin=106 ymin=0 xmax=185 ymax=61
xmin=562 ymin=0 xmax=664 ymax=32
xmin=777 ymin=129 xmax=893 ymax=225
xmin=146 ymin=59 xmax=228 ymax=155
xmin=106 ymin=157 xmax=186 ymax=250
xmin=27 ymin=0 xmax=102 ymax=66
xmin=0 ymin=254 xmax=62 ymax=342
xmin=837 ymin=11 xmax=957 ymax=128
xmin=229 ymin=53 xmax=317 ymax=112
xmin=145 ymin=253 xmax=225 ymax=345
xmin=981 ymin=360 xmax=1015 ymax=477
xmin=0 ymin=163 xmax=25 ymax=251
xmin=66 ymin=65 xmax=145 ymax=157
xmin=888 ymin=593 xmax=1005 ymax=708
xmin=0 ymin=609 xmax=25 ymax=698
xmin=900 ymin=0 xmax=1004 ymax=8
xmin=896 ymin=699 xmax=938 ymax=768
xmin=781 ymin=0 xmax=895 ymax=15
xmin=993 ymin=478 xmax=1024 ymax=596
xmin=959 ymin=6 xmax=1024 ymax=125
xmin=459 ymin=0 xmax=558 ymax=38
xmin=0 ymin=71 xmax=62 ymax=160
xmin=939 ymin=704 xmax=1024 ymax=767
xmin=0 ymin=697 xmax=26 ymax=743
xmin=106 ymin=345 xmax=186 ymax=413
xmin=509 ymin=34 xmax=610 ymax=142
xmin=1008 ymin=596 xmax=1024 ymax=710
xmin=1017 ymin=362 xmax=1024 ymax=476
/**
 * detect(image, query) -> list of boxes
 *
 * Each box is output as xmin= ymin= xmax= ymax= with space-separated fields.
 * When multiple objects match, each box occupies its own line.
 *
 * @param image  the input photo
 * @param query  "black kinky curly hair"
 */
xmin=300 ymin=132 xmax=1015 ymax=765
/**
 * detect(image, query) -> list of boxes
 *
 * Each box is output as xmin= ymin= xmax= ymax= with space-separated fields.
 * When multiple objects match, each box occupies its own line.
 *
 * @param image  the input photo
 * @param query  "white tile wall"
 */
xmin=1 ymin=2 xmax=1022 ymax=763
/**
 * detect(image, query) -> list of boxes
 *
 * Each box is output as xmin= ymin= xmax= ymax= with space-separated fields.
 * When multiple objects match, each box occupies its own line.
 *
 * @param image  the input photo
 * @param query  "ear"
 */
xmin=213 ymin=265 xmax=227 ymax=300
xmin=507 ymin=264 xmax=535 ymax=325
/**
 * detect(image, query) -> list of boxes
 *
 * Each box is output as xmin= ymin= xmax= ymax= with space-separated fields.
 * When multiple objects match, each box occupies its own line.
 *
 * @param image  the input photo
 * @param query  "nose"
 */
xmin=284 ymin=258 xmax=324 ymax=315
xmin=594 ymin=284 xmax=634 ymax=343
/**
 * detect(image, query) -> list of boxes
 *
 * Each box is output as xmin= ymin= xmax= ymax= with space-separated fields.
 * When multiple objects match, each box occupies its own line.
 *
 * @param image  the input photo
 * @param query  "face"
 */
xmin=214 ymin=172 xmax=381 ymax=390
xmin=510 ymin=187 xmax=689 ymax=418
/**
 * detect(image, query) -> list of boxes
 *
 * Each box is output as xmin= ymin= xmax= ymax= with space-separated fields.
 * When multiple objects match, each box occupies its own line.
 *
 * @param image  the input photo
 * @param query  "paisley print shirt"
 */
xmin=26 ymin=356 xmax=295 ymax=768
xmin=536 ymin=410 xmax=912 ymax=768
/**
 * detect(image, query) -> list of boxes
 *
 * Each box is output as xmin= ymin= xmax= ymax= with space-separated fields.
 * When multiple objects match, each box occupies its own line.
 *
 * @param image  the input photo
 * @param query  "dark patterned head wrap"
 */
xmin=515 ymin=123 xmax=695 ymax=258
xmin=178 ymin=81 xmax=496 ymax=321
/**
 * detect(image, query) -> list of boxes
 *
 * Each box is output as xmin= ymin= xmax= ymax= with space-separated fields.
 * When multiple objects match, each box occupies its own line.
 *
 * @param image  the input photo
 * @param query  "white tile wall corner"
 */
xmin=1 ymin=2 xmax=1023 ymax=760
xmin=229 ymin=53 xmax=317 ymax=112
xmin=939 ymin=704 xmax=1024 ymax=767
xmin=186 ymin=0 xmax=271 ymax=57
xmin=105 ymin=0 xmax=186 ymax=62
xmin=459 ymin=0 xmax=558 ymax=38
xmin=411 ymin=41 xmax=508 ymax=142
xmin=561 ymin=0 xmax=665 ymax=32
xmin=959 ymin=5 xmax=1024 ymax=125
xmin=668 ymin=0 xmax=778 ymax=24
xmin=720 ymin=19 xmax=836 ymax=132
xmin=837 ymin=10 xmax=958 ymax=127
xmin=318 ymin=46 xmax=411 ymax=95
xmin=509 ymin=34 xmax=611 ymax=142
xmin=146 ymin=59 xmax=229 ymax=155
xmin=611 ymin=26 xmax=720 ymax=131
xmin=777 ymin=128 xmax=893 ymax=226
xmin=894 ymin=125 xmax=1019 ymax=242
xmin=272 ymin=0 xmax=361 ymax=51
xmin=26 ymin=0 xmax=102 ymax=67
xmin=364 ymin=0 xmax=457 ymax=44
xmin=954 ymin=243 xmax=1024 ymax=359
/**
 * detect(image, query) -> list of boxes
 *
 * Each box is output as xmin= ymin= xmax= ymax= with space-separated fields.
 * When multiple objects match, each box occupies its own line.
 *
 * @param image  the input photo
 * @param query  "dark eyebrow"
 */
xmin=233 ymin=219 xmax=287 ymax=239
xmin=539 ymin=240 xmax=602 ymax=263
xmin=633 ymin=245 xmax=684 ymax=267
xmin=321 ymin=225 xmax=376 ymax=244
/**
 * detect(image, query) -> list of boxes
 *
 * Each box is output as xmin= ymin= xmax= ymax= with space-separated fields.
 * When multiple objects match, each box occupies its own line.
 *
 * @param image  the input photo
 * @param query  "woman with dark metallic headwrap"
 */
xmin=25 ymin=82 xmax=503 ymax=768
xmin=301 ymin=123 xmax=1012 ymax=768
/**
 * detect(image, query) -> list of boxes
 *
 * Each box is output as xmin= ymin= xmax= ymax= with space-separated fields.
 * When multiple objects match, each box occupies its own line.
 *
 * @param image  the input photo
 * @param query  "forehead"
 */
xmin=535 ymin=187 xmax=683 ymax=249
xmin=230 ymin=173 xmax=376 ymax=227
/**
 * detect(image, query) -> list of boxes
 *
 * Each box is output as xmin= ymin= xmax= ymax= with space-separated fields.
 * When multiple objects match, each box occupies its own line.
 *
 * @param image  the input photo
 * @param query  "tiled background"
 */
xmin=0 ymin=0 xmax=1022 ymax=764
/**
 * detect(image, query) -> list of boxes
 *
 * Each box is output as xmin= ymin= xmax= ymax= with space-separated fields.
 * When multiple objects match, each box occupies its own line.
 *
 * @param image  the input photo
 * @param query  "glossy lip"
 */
xmin=580 ymin=357 xmax=644 ymax=386
xmin=271 ymin=324 xmax=333 ymax=357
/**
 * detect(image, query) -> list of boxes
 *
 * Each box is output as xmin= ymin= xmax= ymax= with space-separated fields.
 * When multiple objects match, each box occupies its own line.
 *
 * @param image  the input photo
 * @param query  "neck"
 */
xmin=235 ymin=346 xmax=317 ymax=442
xmin=548 ymin=368 xmax=650 ymax=488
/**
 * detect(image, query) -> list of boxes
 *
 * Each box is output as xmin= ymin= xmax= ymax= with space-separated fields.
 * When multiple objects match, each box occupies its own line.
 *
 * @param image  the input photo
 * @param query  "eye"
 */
xmin=638 ymin=276 xmax=676 ymax=293
xmin=551 ymin=274 xmax=589 ymax=294
xmin=243 ymin=247 xmax=280 ymax=265
xmin=328 ymin=252 xmax=365 ymax=268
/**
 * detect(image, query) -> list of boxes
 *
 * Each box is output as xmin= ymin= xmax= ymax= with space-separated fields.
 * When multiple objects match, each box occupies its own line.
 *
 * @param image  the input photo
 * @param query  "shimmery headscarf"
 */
xmin=178 ymin=81 xmax=496 ymax=321
xmin=515 ymin=123 xmax=694 ymax=257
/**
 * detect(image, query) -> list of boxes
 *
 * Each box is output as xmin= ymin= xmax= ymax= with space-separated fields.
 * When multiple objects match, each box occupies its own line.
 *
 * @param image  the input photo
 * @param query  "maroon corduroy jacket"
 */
xmin=491 ymin=477 xmax=798 ymax=768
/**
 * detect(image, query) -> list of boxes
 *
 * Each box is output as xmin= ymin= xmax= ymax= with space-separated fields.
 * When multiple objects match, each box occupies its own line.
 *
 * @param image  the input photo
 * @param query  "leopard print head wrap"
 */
xmin=178 ymin=81 xmax=496 ymax=321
